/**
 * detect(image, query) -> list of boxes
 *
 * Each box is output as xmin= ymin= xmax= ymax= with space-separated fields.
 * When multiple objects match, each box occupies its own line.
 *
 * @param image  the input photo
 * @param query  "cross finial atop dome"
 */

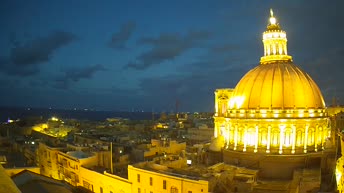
xmin=269 ymin=9 xmax=276 ymax=25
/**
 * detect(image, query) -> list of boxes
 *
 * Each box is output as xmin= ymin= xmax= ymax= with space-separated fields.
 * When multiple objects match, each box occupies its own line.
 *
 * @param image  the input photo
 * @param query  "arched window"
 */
xmin=171 ymin=186 xmax=178 ymax=193
xmin=260 ymin=128 xmax=267 ymax=146
xmin=272 ymin=129 xmax=279 ymax=146
xmin=308 ymin=128 xmax=315 ymax=145
xmin=246 ymin=128 xmax=255 ymax=146
xmin=284 ymin=128 xmax=291 ymax=147
xmin=296 ymin=130 xmax=303 ymax=146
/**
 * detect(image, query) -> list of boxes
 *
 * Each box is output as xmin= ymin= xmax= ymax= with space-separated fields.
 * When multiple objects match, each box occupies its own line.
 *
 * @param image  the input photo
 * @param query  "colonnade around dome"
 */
xmin=214 ymin=117 xmax=331 ymax=154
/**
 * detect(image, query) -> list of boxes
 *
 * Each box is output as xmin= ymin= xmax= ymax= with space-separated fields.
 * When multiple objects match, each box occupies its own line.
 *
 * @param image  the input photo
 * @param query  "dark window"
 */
xmin=138 ymin=188 xmax=141 ymax=193
xmin=100 ymin=187 xmax=103 ymax=193
xmin=188 ymin=191 xmax=192 ymax=193
xmin=150 ymin=177 xmax=153 ymax=186
xmin=163 ymin=180 xmax=167 ymax=189
xmin=137 ymin=174 xmax=140 ymax=182
xmin=171 ymin=187 xmax=178 ymax=193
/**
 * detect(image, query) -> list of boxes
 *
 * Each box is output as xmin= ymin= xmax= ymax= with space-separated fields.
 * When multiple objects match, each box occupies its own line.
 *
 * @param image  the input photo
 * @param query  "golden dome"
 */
xmin=230 ymin=62 xmax=325 ymax=109
xmin=228 ymin=9 xmax=325 ymax=110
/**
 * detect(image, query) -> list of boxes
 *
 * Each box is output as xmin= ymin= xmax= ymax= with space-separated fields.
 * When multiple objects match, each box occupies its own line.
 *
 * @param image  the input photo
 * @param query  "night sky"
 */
xmin=0 ymin=1 xmax=343 ymax=112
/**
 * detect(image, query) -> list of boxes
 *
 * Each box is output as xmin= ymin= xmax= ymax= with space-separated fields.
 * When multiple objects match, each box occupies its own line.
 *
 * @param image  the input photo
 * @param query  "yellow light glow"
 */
xmin=270 ymin=17 xmax=276 ymax=25
xmin=279 ymin=125 xmax=286 ymax=154
xmin=336 ymin=158 xmax=343 ymax=192
xmin=229 ymin=96 xmax=245 ymax=109
xmin=51 ymin=117 xmax=59 ymax=121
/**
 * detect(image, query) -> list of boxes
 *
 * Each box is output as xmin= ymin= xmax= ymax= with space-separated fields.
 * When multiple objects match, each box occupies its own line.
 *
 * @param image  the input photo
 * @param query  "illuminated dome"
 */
xmin=213 ymin=9 xmax=331 ymax=157
xmin=212 ymin=8 xmax=334 ymax=180
xmin=231 ymin=62 xmax=325 ymax=109
xmin=229 ymin=9 xmax=325 ymax=110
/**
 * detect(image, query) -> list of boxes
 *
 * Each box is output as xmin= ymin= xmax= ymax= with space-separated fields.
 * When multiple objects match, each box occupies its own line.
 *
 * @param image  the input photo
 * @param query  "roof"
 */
xmin=230 ymin=62 xmax=325 ymax=110
xmin=11 ymin=170 xmax=73 ymax=193
xmin=0 ymin=164 xmax=20 ymax=193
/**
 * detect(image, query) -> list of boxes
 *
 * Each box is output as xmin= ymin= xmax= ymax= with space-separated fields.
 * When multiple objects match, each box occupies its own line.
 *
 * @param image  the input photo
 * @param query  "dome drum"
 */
xmin=214 ymin=117 xmax=331 ymax=155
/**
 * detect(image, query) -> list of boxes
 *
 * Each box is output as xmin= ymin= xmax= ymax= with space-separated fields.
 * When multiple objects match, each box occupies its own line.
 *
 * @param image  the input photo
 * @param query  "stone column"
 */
xmin=304 ymin=125 xmax=309 ymax=153
xmin=291 ymin=125 xmax=296 ymax=154
xmin=254 ymin=125 xmax=259 ymax=153
xmin=234 ymin=124 xmax=238 ymax=150
xmin=266 ymin=125 xmax=271 ymax=153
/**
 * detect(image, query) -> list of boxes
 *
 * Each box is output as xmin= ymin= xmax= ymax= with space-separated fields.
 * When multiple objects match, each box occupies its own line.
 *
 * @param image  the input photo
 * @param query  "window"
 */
xmin=150 ymin=177 xmax=153 ymax=186
xmin=100 ymin=187 xmax=103 ymax=193
xmin=170 ymin=187 xmax=178 ymax=193
xmin=138 ymin=188 xmax=141 ymax=193
xmin=201 ymin=189 xmax=203 ymax=192
xmin=137 ymin=174 xmax=140 ymax=182
xmin=163 ymin=180 xmax=166 ymax=189
xmin=110 ymin=192 xmax=113 ymax=193
xmin=83 ymin=180 xmax=91 ymax=190
xmin=188 ymin=191 xmax=192 ymax=193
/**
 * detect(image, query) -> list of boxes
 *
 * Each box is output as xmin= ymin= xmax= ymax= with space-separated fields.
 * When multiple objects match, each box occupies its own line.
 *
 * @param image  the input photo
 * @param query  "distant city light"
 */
xmin=51 ymin=117 xmax=59 ymax=121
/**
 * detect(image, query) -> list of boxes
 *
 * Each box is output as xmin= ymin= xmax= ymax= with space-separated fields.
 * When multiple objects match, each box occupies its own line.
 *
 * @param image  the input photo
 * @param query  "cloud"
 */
xmin=0 ymin=31 xmax=77 ymax=76
xmin=64 ymin=64 xmax=106 ymax=82
xmin=108 ymin=21 xmax=136 ymax=49
xmin=124 ymin=30 xmax=211 ymax=70
xmin=10 ymin=31 xmax=77 ymax=66
xmin=53 ymin=64 xmax=106 ymax=89
xmin=135 ymin=60 xmax=251 ymax=111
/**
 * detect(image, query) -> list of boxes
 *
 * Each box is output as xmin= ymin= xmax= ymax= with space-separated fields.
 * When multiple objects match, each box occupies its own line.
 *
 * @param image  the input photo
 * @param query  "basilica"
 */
xmin=211 ymin=10 xmax=336 ymax=181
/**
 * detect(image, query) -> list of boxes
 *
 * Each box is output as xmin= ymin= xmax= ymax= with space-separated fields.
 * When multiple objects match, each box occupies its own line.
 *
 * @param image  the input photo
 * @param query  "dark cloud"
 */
xmin=64 ymin=64 xmax=106 ymax=82
xmin=53 ymin=64 xmax=106 ymax=89
xmin=0 ymin=57 xmax=40 ymax=76
xmin=125 ymin=30 xmax=211 ymax=70
xmin=0 ymin=31 xmax=77 ymax=76
xmin=10 ymin=31 xmax=77 ymax=66
xmin=108 ymin=21 xmax=136 ymax=49
xmin=135 ymin=60 xmax=251 ymax=111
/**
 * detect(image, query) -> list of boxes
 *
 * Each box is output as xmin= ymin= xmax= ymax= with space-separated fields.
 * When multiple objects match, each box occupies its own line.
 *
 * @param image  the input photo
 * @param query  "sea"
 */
xmin=0 ymin=106 xmax=156 ymax=122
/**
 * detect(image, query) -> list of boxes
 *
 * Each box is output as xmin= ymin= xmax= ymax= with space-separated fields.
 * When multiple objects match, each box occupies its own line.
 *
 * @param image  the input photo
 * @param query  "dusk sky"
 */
xmin=0 ymin=1 xmax=343 ymax=112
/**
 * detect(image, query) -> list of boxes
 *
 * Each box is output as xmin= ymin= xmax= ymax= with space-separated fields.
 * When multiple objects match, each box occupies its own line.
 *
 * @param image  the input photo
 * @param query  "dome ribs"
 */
xmin=230 ymin=62 xmax=325 ymax=111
